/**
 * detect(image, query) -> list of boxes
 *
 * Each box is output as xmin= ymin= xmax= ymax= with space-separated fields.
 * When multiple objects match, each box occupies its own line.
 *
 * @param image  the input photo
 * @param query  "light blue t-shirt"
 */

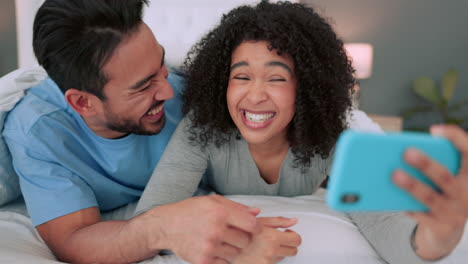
xmin=2 ymin=73 xmax=184 ymax=226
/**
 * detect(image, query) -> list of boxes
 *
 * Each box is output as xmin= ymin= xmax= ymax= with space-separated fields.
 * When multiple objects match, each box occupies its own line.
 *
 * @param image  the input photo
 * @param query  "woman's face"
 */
xmin=227 ymin=41 xmax=297 ymax=146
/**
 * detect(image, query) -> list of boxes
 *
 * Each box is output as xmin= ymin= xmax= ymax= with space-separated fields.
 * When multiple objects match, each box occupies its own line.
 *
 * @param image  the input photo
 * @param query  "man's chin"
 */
xmin=138 ymin=115 xmax=166 ymax=135
xmin=107 ymin=115 xmax=166 ymax=136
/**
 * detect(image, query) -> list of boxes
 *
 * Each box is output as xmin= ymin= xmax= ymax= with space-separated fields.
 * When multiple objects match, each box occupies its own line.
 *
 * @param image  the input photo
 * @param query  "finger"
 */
xmin=276 ymin=245 xmax=299 ymax=257
xmin=274 ymin=257 xmax=286 ymax=263
xmin=214 ymin=194 xmax=260 ymax=213
xmin=283 ymin=229 xmax=302 ymax=247
xmin=247 ymin=207 xmax=261 ymax=216
xmin=212 ymin=257 xmax=230 ymax=264
xmin=431 ymin=125 xmax=468 ymax=176
xmin=226 ymin=213 xmax=259 ymax=235
xmin=406 ymin=212 xmax=434 ymax=225
xmin=214 ymin=197 xmax=259 ymax=234
xmin=393 ymin=170 xmax=449 ymax=214
xmin=223 ymin=226 xmax=251 ymax=249
xmin=214 ymin=243 xmax=241 ymax=262
xmin=405 ymin=212 xmax=442 ymax=234
xmin=403 ymin=148 xmax=459 ymax=198
xmin=258 ymin=217 xmax=298 ymax=228
xmin=431 ymin=125 xmax=468 ymax=155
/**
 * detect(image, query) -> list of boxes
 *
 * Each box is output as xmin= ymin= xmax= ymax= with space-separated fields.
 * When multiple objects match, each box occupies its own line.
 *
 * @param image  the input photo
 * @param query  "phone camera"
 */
xmin=341 ymin=194 xmax=360 ymax=204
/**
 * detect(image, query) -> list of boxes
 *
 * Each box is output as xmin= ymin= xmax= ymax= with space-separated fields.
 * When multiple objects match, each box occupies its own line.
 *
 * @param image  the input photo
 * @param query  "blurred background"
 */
xmin=1 ymin=0 xmax=467 ymax=130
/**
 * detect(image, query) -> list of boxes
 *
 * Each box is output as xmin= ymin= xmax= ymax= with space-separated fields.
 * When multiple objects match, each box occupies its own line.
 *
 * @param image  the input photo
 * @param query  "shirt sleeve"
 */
xmin=135 ymin=116 xmax=209 ymax=216
xmin=348 ymin=212 xmax=441 ymax=264
xmin=4 ymin=127 xmax=97 ymax=227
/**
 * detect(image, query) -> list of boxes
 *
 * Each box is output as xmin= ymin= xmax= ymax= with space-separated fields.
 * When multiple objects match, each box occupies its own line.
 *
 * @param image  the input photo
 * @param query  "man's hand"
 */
xmin=145 ymin=195 xmax=260 ymax=264
xmin=393 ymin=125 xmax=468 ymax=260
xmin=232 ymin=217 xmax=301 ymax=264
xmin=36 ymin=194 xmax=259 ymax=264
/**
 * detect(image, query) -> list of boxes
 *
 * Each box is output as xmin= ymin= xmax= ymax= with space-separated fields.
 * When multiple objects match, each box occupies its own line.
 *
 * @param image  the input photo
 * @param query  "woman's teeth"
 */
xmin=147 ymin=104 xmax=163 ymax=116
xmin=244 ymin=111 xmax=275 ymax=123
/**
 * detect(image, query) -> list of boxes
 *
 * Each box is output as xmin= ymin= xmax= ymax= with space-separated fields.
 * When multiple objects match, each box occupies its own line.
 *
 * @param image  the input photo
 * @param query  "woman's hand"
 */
xmin=232 ymin=217 xmax=301 ymax=264
xmin=393 ymin=124 xmax=468 ymax=260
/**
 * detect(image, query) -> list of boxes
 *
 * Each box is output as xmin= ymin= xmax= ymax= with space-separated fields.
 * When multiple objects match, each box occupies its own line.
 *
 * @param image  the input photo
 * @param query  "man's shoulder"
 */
xmin=3 ymin=87 xmax=73 ymax=140
xmin=167 ymin=70 xmax=186 ymax=95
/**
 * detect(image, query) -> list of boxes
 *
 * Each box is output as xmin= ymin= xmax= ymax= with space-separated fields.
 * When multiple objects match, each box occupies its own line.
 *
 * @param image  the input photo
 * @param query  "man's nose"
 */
xmin=154 ymin=79 xmax=174 ymax=101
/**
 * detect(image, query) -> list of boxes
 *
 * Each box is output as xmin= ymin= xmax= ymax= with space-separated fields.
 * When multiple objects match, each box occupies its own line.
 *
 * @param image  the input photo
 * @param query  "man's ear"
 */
xmin=65 ymin=89 xmax=99 ymax=117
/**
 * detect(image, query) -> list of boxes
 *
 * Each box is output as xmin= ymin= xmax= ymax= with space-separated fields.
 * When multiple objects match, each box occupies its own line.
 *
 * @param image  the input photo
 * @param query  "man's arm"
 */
xmin=37 ymin=207 xmax=157 ymax=263
xmin=38 ymin=195 xmax=260 ymax=264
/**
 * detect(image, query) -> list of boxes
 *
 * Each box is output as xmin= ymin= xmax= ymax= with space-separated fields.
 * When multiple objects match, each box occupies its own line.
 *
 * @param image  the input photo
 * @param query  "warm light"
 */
xmin=344 ymin=43 xmax=374 ymax=79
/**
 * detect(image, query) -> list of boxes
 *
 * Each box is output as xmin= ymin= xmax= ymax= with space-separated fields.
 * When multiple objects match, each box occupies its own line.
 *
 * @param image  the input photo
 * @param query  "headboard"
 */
xmin=15 ymin=0 xmax=299 ymax=69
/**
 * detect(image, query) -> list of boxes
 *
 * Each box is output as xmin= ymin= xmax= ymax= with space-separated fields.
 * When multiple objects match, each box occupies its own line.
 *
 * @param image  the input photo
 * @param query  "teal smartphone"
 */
xmin=326 ymin=130 xmax=460 ymax=212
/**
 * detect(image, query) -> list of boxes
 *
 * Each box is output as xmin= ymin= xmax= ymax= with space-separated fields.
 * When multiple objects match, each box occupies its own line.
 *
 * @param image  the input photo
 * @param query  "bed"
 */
xmin=2 ymin=0 xmax=467 ymax=263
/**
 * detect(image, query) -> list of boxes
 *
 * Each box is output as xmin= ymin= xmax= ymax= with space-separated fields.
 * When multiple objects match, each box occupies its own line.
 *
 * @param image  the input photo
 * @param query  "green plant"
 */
xmin=403 ymin=69 xmax=468 ymax=130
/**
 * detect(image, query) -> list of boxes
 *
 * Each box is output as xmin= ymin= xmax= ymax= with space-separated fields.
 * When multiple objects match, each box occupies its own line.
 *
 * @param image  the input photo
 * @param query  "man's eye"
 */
xmin=139 ymin=85 xmax=151 ymax=92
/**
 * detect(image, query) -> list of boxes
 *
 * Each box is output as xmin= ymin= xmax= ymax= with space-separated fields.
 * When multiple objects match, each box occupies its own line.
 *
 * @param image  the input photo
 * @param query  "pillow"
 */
xmin=132 ymin=190 xmax=386 ymax=264
xmin=347 ymin=108 xmax=384 ymax=133
xmin=0 ymin=66 xmax=47 ymax=206
xmin=228 ymin=189 xmax=387 ymax=264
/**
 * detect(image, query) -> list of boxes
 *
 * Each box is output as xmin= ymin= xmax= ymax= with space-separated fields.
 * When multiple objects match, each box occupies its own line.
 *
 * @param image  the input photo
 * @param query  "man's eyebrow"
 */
xmin=266 ymin=61 xmax=293 ymax=74
xmin=230 ymin=61 xmax=248 ymax=72
xmin=129 ymin=46 xmax=165 ymax=90
xmin=129 ymin=73 xmax=157 ymax=90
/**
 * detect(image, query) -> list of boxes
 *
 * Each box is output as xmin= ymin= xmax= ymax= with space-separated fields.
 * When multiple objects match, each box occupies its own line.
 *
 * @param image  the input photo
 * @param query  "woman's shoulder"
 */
xmin=284 ymin=149 xmax=333 ymax=175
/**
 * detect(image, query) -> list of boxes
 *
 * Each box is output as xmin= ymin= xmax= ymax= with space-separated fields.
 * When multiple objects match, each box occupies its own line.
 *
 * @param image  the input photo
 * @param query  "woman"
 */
xmin=136 ymin=1 xmax=468 ymax=263
xmin=136 ymin=0 xmax=353 ymax=205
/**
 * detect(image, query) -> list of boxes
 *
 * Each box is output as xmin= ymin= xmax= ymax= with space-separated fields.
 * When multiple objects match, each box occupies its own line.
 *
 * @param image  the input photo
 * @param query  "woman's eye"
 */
xmin=270 ymin=78 xmax=286 ymax=82
xmin=233 ymin=76 xmax=250 ymax=81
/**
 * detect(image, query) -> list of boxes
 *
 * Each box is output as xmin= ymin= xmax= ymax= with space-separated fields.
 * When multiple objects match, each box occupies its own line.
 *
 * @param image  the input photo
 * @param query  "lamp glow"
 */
xmin=344 ymin=43 xmax=374 ymax=79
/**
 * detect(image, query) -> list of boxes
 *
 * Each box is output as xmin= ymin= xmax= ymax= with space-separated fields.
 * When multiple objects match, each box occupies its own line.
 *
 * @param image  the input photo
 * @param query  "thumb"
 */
xmin=247 ymin=207 xmax=261 ymax=216
xmin=259 ymin=217 xmax=298 ymax=228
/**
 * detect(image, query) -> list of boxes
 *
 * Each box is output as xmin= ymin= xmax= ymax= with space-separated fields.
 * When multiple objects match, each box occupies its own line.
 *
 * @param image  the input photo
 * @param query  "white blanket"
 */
xmin=2 ymin=189 xmax=468 ymax=263
xmin=0 ymin=190 xmax=386 ymax=264
xmin=0 ymin=67 xmax=47 ymax=205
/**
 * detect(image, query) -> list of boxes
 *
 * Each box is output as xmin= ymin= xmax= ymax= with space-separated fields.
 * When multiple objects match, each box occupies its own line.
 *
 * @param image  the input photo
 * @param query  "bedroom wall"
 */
xmin=301 ymin=0 xmax=468 ymax=129
xmin=3 ymin=0 xmax=467 ymax=129
xmin=0 ymin=0 xmax=17 ymax=76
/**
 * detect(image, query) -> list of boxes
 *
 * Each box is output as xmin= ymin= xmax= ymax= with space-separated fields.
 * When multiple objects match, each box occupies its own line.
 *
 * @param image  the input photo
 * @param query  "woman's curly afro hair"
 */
xmin=182 ymin=0 xmax=355 ymax=167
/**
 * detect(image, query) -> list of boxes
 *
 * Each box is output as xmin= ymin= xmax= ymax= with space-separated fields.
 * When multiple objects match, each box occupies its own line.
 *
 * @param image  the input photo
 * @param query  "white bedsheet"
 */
xmin=0 ymin=190 xmax=385 ymax=264
xmin=1 ymin=190 xmax=467 ymax=264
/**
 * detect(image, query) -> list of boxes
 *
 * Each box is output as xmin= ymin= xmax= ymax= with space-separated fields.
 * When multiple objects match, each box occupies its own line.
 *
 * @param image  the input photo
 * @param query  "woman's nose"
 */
xmin=246 ymin=81 xmax=268 ymax=104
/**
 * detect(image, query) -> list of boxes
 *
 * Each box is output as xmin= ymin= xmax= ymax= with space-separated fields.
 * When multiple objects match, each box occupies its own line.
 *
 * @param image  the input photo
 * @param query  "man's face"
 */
xmin=95 ymin=23 xmax=173 ymax=138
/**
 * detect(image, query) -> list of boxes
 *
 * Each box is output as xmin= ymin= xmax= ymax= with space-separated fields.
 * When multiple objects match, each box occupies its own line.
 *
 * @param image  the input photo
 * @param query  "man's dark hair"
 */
xmin=182 ymin=0 xmax=355 ymax=167
xmin=33 ymin=0 xmax=149 ymax=99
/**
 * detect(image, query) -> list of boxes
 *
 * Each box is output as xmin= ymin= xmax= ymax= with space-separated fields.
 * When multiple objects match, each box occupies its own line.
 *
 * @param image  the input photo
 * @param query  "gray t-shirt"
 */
xmin=136 ymin=116 xmax=436 ymax=264
xmin=136 ymin=116 xmax=330 ymax=212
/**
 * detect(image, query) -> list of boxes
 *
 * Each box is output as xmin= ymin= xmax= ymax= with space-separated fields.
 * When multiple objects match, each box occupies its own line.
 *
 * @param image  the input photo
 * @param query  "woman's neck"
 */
xmin=248 ymin=137 xmax=289 ymax=158
xmin=247 ymin=133 xmax=290 ymax=184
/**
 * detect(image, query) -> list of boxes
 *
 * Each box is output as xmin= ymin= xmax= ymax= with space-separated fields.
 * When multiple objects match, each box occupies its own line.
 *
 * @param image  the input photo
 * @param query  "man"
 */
xmin=6 ymin=1 xmax=468 ymax=263
xmin=3 ymin=0 xmax=300 ymax=263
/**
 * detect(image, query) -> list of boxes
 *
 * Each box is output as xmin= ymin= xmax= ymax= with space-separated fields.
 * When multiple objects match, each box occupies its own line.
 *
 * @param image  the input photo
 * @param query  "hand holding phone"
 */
xmin=326 ymin=130 xmax=461 ymax=212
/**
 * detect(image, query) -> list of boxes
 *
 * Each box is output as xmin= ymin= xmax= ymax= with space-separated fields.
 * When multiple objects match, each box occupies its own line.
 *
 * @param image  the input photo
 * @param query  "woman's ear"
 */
xmin=64 ymin=89 xmax=99 ymax=117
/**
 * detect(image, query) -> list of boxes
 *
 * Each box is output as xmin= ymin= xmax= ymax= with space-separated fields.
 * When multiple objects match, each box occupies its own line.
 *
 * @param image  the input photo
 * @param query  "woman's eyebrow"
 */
xmin=230 ymin=61 xmax=248 ymax=72
xmin=266 ymin=61 xmax=292 ymax=74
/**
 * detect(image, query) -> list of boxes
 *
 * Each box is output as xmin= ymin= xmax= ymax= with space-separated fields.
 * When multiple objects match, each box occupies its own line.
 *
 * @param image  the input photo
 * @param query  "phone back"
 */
xmin=326 ymin=130 xmax=460 ymax=212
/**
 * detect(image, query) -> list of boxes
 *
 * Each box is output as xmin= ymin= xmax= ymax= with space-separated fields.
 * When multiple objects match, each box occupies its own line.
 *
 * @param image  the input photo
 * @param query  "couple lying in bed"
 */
xmin=4 ymin=0 xmax=468 ymax=263
xmin=136 ymin=1 xmax=468 ymax=264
